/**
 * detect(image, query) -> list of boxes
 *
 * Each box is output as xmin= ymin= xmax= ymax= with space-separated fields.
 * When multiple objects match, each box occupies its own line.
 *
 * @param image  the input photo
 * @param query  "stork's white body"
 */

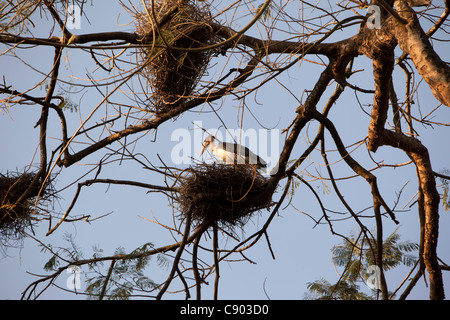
xmin=200 ymin=135 xmax=267 ymax=169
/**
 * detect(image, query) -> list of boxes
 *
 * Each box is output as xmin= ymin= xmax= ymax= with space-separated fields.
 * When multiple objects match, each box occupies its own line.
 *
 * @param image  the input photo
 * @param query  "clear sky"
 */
xmin=1 ymin=0 xmax=449 ymax=300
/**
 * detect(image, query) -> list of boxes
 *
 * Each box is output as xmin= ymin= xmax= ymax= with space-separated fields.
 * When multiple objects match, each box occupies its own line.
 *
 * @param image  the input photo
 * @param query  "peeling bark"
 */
xmin=356 ymin=2 xmax=446 ymax=299
xmin=392 ymin=0 xmax=450 ymax=106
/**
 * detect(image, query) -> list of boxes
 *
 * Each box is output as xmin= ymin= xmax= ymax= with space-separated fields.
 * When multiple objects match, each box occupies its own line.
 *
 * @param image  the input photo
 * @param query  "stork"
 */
xmin=200 ymin=135 xmax=267 ymax=169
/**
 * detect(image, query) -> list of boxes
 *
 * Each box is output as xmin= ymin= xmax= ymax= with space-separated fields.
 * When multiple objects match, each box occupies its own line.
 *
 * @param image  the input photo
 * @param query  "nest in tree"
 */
xmin=176 ymin=164 xmax=273 ymax=230
xmin=136 ymin=0 xmax=216 ymax=114
xmin=0 ymin=171 xmax=53 ymax=247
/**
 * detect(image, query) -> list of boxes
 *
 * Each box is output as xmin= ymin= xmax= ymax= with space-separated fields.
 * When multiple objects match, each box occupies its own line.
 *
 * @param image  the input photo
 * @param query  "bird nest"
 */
xmin=176 ymin=163 xmax=272 ymax=230
xmin=0 ymin=171 xmax=53 ymax=248
xmin=136 ymin=0 xmax=216 ymax=114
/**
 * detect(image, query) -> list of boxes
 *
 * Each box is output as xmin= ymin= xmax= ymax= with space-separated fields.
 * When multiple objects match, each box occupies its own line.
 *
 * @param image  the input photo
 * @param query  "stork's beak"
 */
xmin=200 ymin=140 xmax=209 ymax=156
xmin=200 ymin=143 xmax=206 ymax=156
xmin=200 ymin=135 xmax=215 ymax=156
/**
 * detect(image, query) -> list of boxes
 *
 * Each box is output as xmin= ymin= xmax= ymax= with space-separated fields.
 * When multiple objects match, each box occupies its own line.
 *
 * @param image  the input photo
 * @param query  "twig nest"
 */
xmin=0 ymin=171 xmax=53 ymax=248
xmin=176 ymin=163 xmax=272 ymax=229
xmin=136 ymin=0 xmax=216 ymax=113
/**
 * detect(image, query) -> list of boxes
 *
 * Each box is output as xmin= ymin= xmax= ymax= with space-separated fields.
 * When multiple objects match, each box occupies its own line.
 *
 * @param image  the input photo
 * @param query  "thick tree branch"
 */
xmin=367 ymin=53 xmax=395 ymax=152
xmin=392 ymin=0 xmax=450 ymax=106
xmin=357 ymin=9 xmax=397 ymax=152
xmin=379 ymin=129 xmax=444 ymax=299
xmin=271 ymin=66 xmax=334 ymax=180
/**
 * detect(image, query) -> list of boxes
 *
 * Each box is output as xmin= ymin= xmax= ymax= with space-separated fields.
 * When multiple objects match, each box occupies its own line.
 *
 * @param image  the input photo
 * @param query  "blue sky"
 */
xmin=1 ymin=0 xmax=449 ymax=300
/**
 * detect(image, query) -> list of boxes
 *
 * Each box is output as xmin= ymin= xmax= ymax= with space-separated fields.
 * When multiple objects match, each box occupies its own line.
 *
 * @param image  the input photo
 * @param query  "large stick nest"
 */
xmin=136 ymin=0 xmax=216 ymax=114
xmin=176 ymin=164 xmax=273 ymax=230
xmin=0 ymin=171 xmax=53 ymax=248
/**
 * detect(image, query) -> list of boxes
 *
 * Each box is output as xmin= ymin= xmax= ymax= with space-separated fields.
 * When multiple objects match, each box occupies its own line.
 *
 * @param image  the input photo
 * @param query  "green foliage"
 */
xmin=41 ymin=233 xmax=83 ymax=271
xmin=439 ymin=169 xmax=450 ymax=212
xmin=38 ymin=80 xmax=78 ymax=113
xmin=43 ymin=254 xmax=59 ymax=272
xmin=257 ymin=2 xmax=272 ymax=21
xmin=40 ymin=234 xmax=162 ymax=299
xmin=288 ymin=175 xmax=301 ymax=197
xmin=305 ymin=277 xmax=372 ymax=300
xmin=306 ymin=229 xmax=419 ymax=300
xmin=57 ymin=96 xmax=78 ymax=113
xmin=85 ymin=243 xmax=163 ymax=300
xmin=443 ymin=187 xmax=449 ymax=211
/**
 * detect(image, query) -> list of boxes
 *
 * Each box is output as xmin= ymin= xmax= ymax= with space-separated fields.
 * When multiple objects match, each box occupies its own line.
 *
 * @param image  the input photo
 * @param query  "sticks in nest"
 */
xmin=0 ymin=171 xmax=53 ymax=247
xmin=176 ymin=163 xmax=272 ymax=230
xmin=136 ymin=0 xmax=216 ymax=114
